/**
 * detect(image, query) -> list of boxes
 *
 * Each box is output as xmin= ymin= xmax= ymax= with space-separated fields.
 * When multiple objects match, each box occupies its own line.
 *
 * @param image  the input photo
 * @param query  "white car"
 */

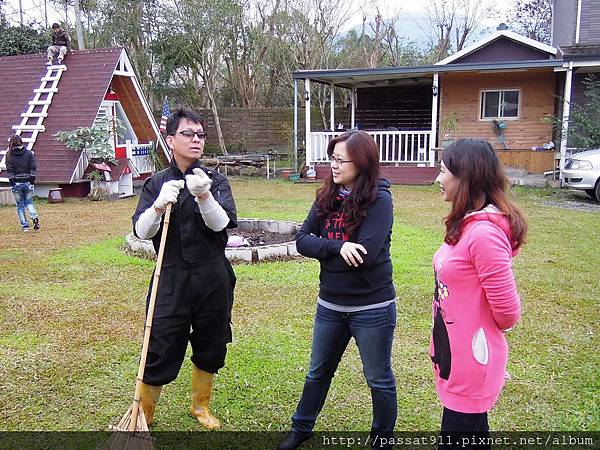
xmin=562 ymin=149 xmax=600 ymax=202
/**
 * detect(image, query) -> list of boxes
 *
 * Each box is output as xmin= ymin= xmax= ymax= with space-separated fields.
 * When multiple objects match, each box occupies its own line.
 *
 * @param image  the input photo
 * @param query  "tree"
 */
xmin=0 ymin=24 xmax=48 ymax=56
xmin=508 ymin=0 xmax=552 ymax=44
xmin=424 ymin=0 xmax=496 ymax=62
xmin=561 ymin=76 xmax=600 ymax=149
xmin=169 ymin=0 xmax=245 ymax=154
xmin=94 ymin=0 xmax=163 ymax=109
xmin=0 ymin=0 xmax=7 ymax=27
xmin=54 ymin=116 xmax=123 ymax=163
xmin=73 ymin=0 xmax=85 ymax=49
xmin=344 ymin=8 xmax=427 ymax=69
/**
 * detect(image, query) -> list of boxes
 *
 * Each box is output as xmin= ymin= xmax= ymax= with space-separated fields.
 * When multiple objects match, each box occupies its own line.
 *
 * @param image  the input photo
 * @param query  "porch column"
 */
xmin=305 ymin=78 xmax=311 ymax=168
xmin=429 ymin=73 xmax=439 ymax=167
xmin=560 ymin=62 xmax=573 ymax=181
xmin=294 ymin=78 xmax=298 ymax=174
xmin=351 ymin=88 xmax=356 ymax=129
xmin=330 ymin=83 xmax=335 ymax=130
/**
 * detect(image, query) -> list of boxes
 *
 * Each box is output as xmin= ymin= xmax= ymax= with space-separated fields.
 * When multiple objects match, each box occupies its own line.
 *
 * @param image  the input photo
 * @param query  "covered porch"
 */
xmin=293 ymin=58 xmax=563 ymax=181
xmin=292 ymin=66 xmax=441 ymax=184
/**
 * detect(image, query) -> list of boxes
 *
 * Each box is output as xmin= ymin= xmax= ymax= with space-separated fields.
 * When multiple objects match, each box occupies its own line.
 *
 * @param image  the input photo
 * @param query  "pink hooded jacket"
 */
xmin=430 ymin=205 xmax=521 ymax=413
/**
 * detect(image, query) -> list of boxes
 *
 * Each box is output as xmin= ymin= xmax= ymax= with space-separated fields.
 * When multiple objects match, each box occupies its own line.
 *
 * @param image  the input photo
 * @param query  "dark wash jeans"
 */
xmin=291 ymin=303 xmax=397 ymax=440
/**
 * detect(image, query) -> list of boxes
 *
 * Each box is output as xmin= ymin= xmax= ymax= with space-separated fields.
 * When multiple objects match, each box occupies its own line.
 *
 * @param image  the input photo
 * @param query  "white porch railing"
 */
xmin=308 ymin=130 xmax=433 ymax=165
xmin=125 ymin=141 xmax=155 ymax=174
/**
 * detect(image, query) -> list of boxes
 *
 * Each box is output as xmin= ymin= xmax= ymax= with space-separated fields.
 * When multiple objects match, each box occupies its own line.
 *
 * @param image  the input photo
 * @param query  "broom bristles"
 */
xmin=104 ymin=403 xmax=155 ymax=450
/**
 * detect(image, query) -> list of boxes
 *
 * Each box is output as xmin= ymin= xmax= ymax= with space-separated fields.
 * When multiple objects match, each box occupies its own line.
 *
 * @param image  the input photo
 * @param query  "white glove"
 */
xmin=154 ymin=179 xmax=184 ymax=211
xmin=185 ymin=168 xmax=212 ymax=198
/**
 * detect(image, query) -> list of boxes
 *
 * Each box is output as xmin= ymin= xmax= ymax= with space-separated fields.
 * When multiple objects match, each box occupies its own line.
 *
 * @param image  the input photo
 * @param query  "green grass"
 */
xmin=0 ymin=180 xmax=598 ymax=432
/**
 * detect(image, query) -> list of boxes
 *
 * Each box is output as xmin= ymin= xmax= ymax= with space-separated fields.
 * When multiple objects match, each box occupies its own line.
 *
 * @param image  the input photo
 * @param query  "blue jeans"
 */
xmin=12 ymin=182 xmax=39 ymax=229
xmin=291 ymin=303 xmax=397 ymax=439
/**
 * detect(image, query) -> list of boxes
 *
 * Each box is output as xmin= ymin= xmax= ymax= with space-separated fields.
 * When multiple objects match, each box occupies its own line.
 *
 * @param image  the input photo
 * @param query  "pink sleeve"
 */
xmin=467 ymin=222 xmax=521 ymax=330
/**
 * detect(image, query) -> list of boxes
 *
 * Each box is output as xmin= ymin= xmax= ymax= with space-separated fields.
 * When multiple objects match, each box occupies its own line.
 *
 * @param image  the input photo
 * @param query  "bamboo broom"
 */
xmin=105 ymin=203 xmax=173 ymax=450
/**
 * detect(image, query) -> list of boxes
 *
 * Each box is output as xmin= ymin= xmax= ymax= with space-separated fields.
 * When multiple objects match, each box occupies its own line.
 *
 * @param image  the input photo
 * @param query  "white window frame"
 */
xmin=479 ymin=89 xmax=521 ymax=121
xmin=114 ymin=102 xmax=138 ymax=145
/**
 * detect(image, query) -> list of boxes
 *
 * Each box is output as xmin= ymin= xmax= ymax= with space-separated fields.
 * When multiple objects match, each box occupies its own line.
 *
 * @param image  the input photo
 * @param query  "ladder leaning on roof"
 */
xmin=0 ymin=63 xmax=67 ymax=170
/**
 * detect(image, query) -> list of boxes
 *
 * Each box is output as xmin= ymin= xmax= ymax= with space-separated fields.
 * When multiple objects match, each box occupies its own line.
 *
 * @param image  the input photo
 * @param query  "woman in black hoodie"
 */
xmin=278 ymin=131 xmax=396 ymax=450
xmin=6 ymin=135 xmax=40 ymax=232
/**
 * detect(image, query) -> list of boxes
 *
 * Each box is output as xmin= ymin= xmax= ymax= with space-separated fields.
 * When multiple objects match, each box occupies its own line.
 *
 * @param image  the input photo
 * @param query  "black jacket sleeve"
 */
xmin=132 ymin=175 xmax=161 ymax=238
xmin=317 ymin=191 xmax=394 ymax=272
xmin=29 ymin=152 xmax=36 ymax=184
xmin=296 ymin=202 xmax=344 ymax=259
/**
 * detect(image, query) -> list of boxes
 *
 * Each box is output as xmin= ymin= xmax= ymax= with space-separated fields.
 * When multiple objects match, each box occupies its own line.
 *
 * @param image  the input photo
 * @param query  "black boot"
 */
xmin=277 ymin=431 xmax=313 ymax=450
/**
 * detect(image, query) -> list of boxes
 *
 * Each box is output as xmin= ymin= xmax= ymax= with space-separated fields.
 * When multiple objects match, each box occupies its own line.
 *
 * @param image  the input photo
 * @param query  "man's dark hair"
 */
xmin=165 ymin=106 xmax=205 ymax=136
xmin=51 ymin=23 xmax=60 ymax=29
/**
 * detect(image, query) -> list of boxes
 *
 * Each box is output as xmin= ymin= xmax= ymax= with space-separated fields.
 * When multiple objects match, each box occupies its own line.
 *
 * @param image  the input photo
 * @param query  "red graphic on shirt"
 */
xmin=324 ymin=212 xmax=349 ymax=241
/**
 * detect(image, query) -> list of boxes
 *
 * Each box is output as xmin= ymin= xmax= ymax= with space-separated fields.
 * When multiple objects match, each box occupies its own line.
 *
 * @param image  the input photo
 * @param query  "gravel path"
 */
xmin=543 ymin=199 xmax=600 ymax=212
xmin=541 ymin=190 xmax=600 ymax=212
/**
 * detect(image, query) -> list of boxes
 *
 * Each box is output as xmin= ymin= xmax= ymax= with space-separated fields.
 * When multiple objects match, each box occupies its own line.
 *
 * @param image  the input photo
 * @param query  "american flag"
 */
xmin=159 ymin=98 xmax=170 ymax=133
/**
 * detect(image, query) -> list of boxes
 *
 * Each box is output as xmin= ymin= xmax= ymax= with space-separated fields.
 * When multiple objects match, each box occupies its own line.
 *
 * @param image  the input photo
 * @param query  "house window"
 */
xmin=480 ymin=89 xmax=520 ymax=119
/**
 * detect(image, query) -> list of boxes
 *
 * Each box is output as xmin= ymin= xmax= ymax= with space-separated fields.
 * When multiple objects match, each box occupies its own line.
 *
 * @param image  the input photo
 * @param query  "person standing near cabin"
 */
xmin=6 ymin=135 xmax=40 ymax=232
xmin=132 ymin=107 xmax=237 ymax=429
xmin=278 ymin=131 xmax=397 ymax=450
xmin=46 ymin=23 xmax=71 ymax=66
xmin=431 ymin=138 xmax=525 ymax=447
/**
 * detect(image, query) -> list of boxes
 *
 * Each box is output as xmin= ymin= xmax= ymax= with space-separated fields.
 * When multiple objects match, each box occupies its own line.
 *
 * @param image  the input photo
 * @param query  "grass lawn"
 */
xmin=0 ymin=179 xmax=598 ymax=433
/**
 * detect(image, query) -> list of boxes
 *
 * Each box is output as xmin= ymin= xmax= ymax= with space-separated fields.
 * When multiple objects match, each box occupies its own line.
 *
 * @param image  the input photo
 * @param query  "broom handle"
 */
xmin=129 ymin=202 xmax=172 ymax=431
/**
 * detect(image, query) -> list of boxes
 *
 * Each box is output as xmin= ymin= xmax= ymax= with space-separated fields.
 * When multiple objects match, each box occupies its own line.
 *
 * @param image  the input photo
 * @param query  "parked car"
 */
xmin=562 ymin=149 xmax=600 ymax=202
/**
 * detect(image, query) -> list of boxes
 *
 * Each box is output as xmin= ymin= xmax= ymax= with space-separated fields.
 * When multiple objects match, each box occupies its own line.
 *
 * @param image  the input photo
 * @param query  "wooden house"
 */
xmin=0 ymin=48 xmax=169 ymax=198
xmin=293 ymin=1 xmax=600 ymax=183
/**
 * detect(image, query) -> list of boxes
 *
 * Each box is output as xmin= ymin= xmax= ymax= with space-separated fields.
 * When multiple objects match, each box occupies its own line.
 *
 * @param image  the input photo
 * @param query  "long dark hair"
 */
xmin=6 ymin=134 xmax=23 ymax=163
xmin=441 ymin=138 xmax=527 ymax=250
xmin=315 ymin=130 xmax=380 ymax=238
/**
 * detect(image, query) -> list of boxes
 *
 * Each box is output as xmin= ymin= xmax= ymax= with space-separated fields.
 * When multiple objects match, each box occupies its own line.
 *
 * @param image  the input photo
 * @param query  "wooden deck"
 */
xmin=314 ymin=164 xmax=439 ymax=185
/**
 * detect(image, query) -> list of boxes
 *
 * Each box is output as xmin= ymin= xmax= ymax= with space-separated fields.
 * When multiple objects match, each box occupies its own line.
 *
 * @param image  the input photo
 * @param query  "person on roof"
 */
xmin=6 ymin=134 xmax=40 ymax=232
xmin=131 ymin=106 xmax=237 ymax=430
xmin=278 ymin=130 xmax=397 ymax=450
xmin=46 ymin=23 xmax=71 ymax=66
xmin=431 ymin=138 xmax=526 ymax=447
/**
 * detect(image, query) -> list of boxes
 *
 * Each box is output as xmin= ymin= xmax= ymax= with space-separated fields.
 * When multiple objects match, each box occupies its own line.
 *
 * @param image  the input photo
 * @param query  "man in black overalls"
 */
xmin=132 ymin=107 xmax=237 ymax=429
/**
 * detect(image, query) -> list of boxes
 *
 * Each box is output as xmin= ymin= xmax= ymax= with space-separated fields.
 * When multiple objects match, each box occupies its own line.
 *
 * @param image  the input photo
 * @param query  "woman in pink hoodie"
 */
xmin=432 ymin=138 xmax=526 ymax=441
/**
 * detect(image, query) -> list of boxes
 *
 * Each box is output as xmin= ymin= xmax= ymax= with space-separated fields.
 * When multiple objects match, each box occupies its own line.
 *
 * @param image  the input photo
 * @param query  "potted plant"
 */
xmin=55 ymin=117 xmax=125 ymax=200
xmin=439 ymin=112 xmax=458 ymax=148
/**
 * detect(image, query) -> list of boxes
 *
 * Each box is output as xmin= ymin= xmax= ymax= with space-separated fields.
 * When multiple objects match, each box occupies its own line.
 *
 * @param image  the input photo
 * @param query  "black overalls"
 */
xmin=132 ymin=160 xmax=237 ymax=385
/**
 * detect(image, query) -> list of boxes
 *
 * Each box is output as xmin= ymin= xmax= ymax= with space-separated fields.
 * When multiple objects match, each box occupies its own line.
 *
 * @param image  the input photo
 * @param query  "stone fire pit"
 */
xmin=126 ymin=219 xmax=301 ymax=263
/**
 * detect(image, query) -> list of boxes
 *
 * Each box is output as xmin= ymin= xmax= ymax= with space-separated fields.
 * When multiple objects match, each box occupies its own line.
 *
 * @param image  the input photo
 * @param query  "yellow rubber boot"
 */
xmin=190 ymin=365 xmax=221 ymax=430
xmin=139 ymin=382 xmax=162 ymax=427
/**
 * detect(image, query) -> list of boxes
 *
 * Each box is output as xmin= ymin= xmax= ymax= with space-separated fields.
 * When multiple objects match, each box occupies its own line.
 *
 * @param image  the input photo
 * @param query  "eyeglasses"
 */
xmin=329 ymin=155 xmax=353 ymax=165
xmin=175 ymin=130 xmax=208 ymax=140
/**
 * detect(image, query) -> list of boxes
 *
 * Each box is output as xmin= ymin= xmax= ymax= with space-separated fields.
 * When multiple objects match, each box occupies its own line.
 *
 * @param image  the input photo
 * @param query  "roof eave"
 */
xmin=293 ymin=60 xmax=562 ymax=87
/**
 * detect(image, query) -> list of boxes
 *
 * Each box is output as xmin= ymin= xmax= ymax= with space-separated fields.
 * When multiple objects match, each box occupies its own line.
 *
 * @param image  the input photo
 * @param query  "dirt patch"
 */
xmin=228 ymin=229 xmax=295 ymax=246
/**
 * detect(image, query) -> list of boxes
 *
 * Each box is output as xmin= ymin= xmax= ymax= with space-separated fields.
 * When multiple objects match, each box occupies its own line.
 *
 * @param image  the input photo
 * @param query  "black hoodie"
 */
xmin=296 ymin=179 xmax=396 ymax=307
xmin=6 ymin=146 xmax=36 ymax=186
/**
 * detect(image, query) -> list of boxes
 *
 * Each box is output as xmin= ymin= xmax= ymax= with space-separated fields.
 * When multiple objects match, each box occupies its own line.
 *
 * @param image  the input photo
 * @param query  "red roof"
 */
xmin=0 ymin=48 xmax=122 ymax=183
